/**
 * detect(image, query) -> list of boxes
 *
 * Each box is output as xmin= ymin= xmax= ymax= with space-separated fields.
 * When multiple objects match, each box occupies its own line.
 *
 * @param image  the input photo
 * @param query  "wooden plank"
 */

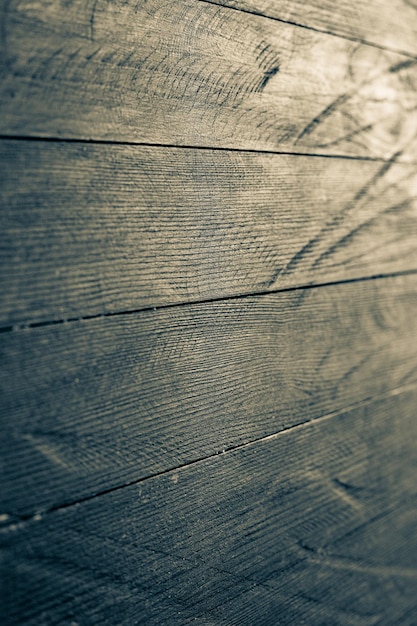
xmin=208 ymin=0 xmax=417 ymax=58
xmin=1 ymin=0 xmax=417 ymax=159
xmin=2 ymin=388 xmax=417 ymax=625
xmin=2 ymin=140 xmax=417 ymax=326
xmin=2 ymin=274 xmax=417 ymax=518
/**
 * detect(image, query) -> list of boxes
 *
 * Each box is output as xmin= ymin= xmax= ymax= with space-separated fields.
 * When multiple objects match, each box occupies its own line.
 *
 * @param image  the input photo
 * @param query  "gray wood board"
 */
xmin=2 ymin=274 xmax=417 ymax=517
xmin=1 ymin=0 xmax=417 ymax=159
xmin=207 ymin=0 xmax=417 ymax=57
xmin=2 ymin=140 xmax=417 ymax=326
xmin=2 ymin=388 xmax=417 ymax=625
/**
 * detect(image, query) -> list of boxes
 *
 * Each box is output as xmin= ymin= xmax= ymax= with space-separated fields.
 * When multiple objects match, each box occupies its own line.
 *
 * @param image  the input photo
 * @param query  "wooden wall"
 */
xmin=1 ymin=1 xmax=417 ymax=623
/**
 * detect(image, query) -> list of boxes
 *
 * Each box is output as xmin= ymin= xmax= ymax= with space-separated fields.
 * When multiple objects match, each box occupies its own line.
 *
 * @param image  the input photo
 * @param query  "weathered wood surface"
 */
xmin=1 ymin=0 xmax=417 ymax=159
xmin=2 ymin=388 xmax=417 ymax=625
xmin=2 ymin=274 xmax=417 ymax=518
xmin=2 ymin=140 xmax=417 ymax=326
xmin=208 ymin=0 xmax=417 ymax=57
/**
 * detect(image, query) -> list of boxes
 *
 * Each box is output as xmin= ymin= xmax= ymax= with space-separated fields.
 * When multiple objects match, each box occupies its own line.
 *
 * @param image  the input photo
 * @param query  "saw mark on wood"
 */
xmin=330 ymin=478 xmax=364 ymax=512
xmin=89 ymin=0 xmax=100 ymax=42
xmin=281 ymin=148 xmax=406 ymax=274
xmin=308 ymin=554 xmax=417 ymax=580
xmin=295 ymin=50 xmax=417 ymax=156
xmin=312 ymin=197 xmax=415 ymax=269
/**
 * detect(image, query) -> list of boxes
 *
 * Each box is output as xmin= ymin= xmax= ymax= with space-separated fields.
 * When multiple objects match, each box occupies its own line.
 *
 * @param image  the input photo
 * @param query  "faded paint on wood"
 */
xmin=1 ymin=141 xmax=417 ymax=326
xmin=207 ymin=0 xmax=417 ymax=57
xmin=1 ymin=0 xmax=417 ymax=159
xmin=1 ymin=274 xmax=417 ymax=518
xmin=2 ymin=388 xmax=417 ymax=624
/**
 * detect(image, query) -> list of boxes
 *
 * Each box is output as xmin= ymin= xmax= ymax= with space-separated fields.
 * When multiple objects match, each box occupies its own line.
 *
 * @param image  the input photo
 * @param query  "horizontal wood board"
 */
xmin=2 ymin=274 xmax=417 ymax=517
xmin=1 ymin=141 xmax=417 ymax=326
xmin=208 ymin=0 xmax=417 ymax=57
xmin=2 ymin=388 xmax=417 ymax=625
xmin=1 ymin=0 xmax=417 ymax=159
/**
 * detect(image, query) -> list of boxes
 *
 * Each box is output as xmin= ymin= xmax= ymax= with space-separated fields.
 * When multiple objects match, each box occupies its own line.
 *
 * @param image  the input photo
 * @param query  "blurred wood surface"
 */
xmin=2 ymin=274 xmax=417 ymax=518
xmin=1 ymin=0 xmax=417 ymax=159
xmin=1 ymin=140 xmax=417 ymax=326
xmin=207 ymin=0 xmax=417 ymax=57
xmin=2 ymin=388 xmax=417 ymax=625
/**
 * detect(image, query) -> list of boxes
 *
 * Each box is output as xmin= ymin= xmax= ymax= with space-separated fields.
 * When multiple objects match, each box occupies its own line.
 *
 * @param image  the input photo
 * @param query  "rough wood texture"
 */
xmin=209 ymin=0 xmax=417 ymax=57
xmin=2 ymin=388 xmax=417 ymax=625
xmin=2 ymin=1 xmax=417 ymax=622
xmin=1 ymin=0 xmax=417 ymax=159
xmin=2 ymin=140 xmax=417 ymax=326
xmin=2 ymin=274 xmax=417 ymax=518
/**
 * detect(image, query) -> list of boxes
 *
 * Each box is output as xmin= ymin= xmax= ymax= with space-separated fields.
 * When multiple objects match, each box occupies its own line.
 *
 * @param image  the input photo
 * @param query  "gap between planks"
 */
xmin=0 ymin=134 xmax=414 ymax=165
xmin=2 ymin=268 xmax=417 ymax=334
xmin=2 ymin=381 xmax=416 ymax=532
xmin=196 ymin=0 xmax=417 ymax=60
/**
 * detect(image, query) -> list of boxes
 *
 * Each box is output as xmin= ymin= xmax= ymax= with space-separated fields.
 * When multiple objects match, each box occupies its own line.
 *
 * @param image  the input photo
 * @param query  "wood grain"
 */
xmin=2 ymin=388 xmax=417 ymax=625
xmin=2 ymin=274 xmax=417 ymax=518
xmin=1 ymin=0 xmax=417 ymax=159
xmin=207 ymin=0 xmax=417 ymax=57
xmin=2 ymin=140 xmax=417 ymax=326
